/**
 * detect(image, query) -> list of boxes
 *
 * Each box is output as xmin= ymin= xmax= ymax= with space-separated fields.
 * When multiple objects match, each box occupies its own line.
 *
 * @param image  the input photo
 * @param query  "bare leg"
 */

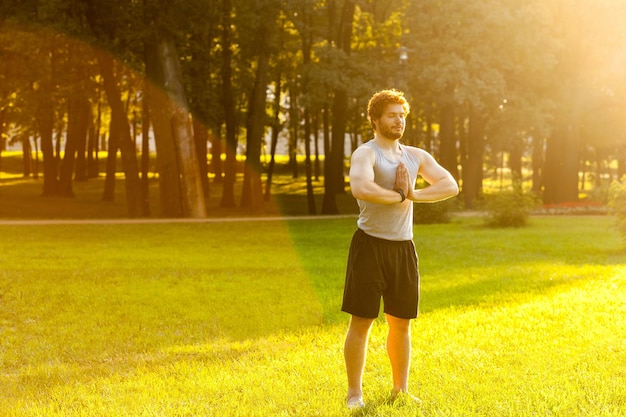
xmin=344 ymin=315 xmax=375 ymax=402
xmin=386 ymin=314 xmax=412 ymax=394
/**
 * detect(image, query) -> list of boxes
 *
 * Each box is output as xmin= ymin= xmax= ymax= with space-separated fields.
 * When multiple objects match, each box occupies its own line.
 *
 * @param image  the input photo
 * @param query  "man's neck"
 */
xmin=373 ymin=135 xmax=401 ymax=151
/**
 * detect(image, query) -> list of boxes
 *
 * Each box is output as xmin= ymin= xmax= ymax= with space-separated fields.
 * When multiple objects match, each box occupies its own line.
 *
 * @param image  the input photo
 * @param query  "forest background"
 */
xmin=0 ymin=0 xmax=625 ymax=219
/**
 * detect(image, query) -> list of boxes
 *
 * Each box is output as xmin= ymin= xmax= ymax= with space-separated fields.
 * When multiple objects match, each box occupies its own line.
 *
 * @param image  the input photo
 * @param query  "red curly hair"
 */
xmin=367 ymin=89 xmax=410 ymax=130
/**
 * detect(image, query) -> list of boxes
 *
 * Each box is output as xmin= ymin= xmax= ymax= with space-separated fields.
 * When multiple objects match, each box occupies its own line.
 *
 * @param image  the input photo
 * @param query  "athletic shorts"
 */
xmin=341 ymin=229 xmax=420 ymax=319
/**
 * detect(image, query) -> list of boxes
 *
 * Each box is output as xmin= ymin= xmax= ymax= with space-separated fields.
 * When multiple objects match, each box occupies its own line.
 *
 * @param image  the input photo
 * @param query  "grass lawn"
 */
xmin=1 ymin=216 xmax=625 ymax=416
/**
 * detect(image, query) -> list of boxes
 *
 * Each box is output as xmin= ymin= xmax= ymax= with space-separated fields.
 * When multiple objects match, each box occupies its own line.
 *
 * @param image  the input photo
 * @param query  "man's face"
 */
xmin=374 ymin=103 xmax=406 ymax=140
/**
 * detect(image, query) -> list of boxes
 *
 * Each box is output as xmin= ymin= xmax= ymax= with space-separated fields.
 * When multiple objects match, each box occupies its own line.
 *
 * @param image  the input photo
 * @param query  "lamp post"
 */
xmin=398 ymin=45 xmax=409 ymax=65
xmin=396 ymin=45 xmax=413 ymax=143
xmin=396 ymin=46 xmax=410 ymax=92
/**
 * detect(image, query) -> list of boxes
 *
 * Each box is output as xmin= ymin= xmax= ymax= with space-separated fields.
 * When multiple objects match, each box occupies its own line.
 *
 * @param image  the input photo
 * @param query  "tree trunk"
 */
xmin=154 ymin=35 xmax=207 ymax=218
xmin=301 ymin=13 xmax=315 ymax=215
xmin=425 ymin=110 xmax=434 ymax=154
xmin=141 ymin=83 xmax=151 ymax=216
xmin=330 ymin=90 xmax=348 ymax=194
xmin=102 ymin=121 xmax=118 ymax=202
xmin=265 ymin=75 xmax=282 ymax=201
xmin=220 ymin=0 xmax=237 ymax=208
xmin=59 ymin=94 xmax=89 ymax=196
xmin=86 ymin=101 xmax=99 ymax=179
xmin=313 ymin=111 xmax=321 ymax=180
xmin=439 ymin=102 xmax=459 ymax=181
xmin=289 ymin=88 xmax=299 ymax=179
xmin=303 ymin=107 xmax=316 ymax=215
xmin=321 ymin=103 xmax=336 ymax=213
xmin=31 ymin=136 xmax=39 ymax=180
xmin=192 ymin=117 xmax=210 ymax=199
xmin=322 ymin=91 xmax=343 ymax=215
xmin=461 ymin=109 xmax=485 ymax=209
xmin=74 ymin=98 xmax=90 ymax=182
xmin=0 ymin=109 xmax=4 ymax=178
xmin=210 ymin=130 xmax=223 ymax=183
xmin=72 ymin=95 xmax=91 ymax=182
xmin=145 ymin=40 xmax=183 ymax=217
xmin=241 ymin=36 xmax=271 ymax=213
xmin=509 ymin=139 xmax=523 ymax=183
xmin=531 ymin=136 xmax=544 ymax=194
xmin=36 ymin=77 xmax=59 ymax=196
xmin=543 ymin=121 xmax=580 ymax=204
xmin=98 ymin=51 xmax=143 ymax=217
xmin=21 ymin=136 xmax=32 ymax=177
xmin=323 ymin=0 xmax=355 ymax=215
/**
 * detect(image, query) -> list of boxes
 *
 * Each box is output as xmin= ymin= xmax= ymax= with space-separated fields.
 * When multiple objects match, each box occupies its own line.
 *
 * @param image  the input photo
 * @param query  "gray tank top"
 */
xmin=356 ymin=141 xmax=420 ymax=241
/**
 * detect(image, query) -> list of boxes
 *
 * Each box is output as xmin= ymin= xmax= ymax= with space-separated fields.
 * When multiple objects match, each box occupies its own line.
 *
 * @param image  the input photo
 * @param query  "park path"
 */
xmin=0 ymin=211 xmax=490 ymax=226
xmin=0 ymin=214 xmax=359 ymax=226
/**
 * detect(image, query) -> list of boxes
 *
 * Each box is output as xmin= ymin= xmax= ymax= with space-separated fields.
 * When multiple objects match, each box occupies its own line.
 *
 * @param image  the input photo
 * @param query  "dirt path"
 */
xmin=0 ymin=214 xmax=358 ymax=226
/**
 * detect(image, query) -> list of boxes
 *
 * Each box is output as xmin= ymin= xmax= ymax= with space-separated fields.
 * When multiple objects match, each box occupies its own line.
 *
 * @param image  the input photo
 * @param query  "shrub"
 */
xmin=413 ymin=199 xmax=455 ymax=224
xmin=484 ymin=188 xmax=535 ymax=228
xmin=608 ymin=177 xmax=626 ymax=243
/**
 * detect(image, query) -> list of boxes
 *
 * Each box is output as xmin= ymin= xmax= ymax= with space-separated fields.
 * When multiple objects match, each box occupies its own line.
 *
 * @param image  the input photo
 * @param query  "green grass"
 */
xmin=1 ymin=216 xmax=625 ymax=416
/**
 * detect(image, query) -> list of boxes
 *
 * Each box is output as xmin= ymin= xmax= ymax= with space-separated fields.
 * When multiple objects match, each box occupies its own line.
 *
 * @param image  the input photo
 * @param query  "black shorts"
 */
xmin=341 ymin=229 xmax=420 ymax=319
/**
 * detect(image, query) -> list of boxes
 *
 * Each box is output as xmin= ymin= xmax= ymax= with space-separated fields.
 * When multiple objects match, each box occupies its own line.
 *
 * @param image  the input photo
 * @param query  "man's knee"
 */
xmin=349 ymin=315 xmax=375 ymax=334
xmin=386 ymin=314 xmax=411 ymax=333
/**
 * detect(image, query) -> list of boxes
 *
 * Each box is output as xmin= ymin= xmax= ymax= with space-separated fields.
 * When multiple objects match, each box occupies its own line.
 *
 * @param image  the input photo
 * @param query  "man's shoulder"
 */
xmin=352 ymin=141 xmax=376 ymax=157
xmin=400 ymin=143 xmax=424 ymax=152
xmin=357 ymin=140 xmax=375 ymax=149
xmin=401 ymin=144 xmax=428 ymax=158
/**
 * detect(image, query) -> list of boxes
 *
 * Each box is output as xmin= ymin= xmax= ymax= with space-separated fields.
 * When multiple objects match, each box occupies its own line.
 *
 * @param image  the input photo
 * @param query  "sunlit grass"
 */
xmin=1 ymin=216 xmax=625 ymax=416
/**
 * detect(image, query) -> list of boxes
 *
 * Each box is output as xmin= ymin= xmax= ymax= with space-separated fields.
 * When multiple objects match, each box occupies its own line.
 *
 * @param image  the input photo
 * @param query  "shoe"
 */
xmin=347 ymin=396 xmax=365 ymax=409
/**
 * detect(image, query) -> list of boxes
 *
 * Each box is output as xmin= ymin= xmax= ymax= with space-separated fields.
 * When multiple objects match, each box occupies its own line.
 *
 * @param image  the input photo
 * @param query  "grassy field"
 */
xmin=1 ymin=216 xmax=625 ymax=416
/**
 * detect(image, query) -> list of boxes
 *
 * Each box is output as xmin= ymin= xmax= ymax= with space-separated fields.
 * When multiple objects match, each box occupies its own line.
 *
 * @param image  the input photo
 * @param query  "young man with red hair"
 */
xmin=342 ymin=89 xmax=458 ymax=409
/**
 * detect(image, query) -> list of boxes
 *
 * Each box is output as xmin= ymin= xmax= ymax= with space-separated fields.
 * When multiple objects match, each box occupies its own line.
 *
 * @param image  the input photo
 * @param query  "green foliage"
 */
xmin=2 ymin=0 xmax=626 ymax=219
xmin=413 ymin=199 xmax=455 ymax=224
xmin=608 ymin=176 xmax=626 ymax=243
xmin=484 ymin=187 xmax=536 ymax=228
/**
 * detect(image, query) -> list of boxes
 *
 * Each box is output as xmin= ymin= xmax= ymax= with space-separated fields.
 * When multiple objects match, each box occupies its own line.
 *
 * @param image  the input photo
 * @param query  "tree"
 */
xmin=322 ymin=0 xmax=355 ymax=214
xmin=176 ymin=0 xmax=222 ymax=200
xmin=300 ymin=6 xmax=317 ymax=215
xmin=239 ymin=0 xmax=279 ymax=213
xmin=98 ymin=51 xmax=145 ymax=216
xmin=542 ymin=0 xmax=626 ymax=203
xmin=219 ymin=0 xmax=238 ymax=209
xmin=145 ymin=28 xmax=207 ymax=218
xmin=3 ymin=0 xmax=626 ymax=219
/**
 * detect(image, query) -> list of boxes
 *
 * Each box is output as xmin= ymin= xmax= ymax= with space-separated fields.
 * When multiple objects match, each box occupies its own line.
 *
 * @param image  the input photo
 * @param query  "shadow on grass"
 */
xmin=0 ymin=174 xmax=360 ymax=220
xmin=288 ymin=215 xmax=626 ymax=321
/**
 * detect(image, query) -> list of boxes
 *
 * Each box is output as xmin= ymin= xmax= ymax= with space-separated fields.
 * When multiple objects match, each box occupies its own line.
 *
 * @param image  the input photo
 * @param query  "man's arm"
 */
xmin=408 ymin=148 xmax=459 ymax=203
xmin=349 ymin=146 xmax=405 ymax=204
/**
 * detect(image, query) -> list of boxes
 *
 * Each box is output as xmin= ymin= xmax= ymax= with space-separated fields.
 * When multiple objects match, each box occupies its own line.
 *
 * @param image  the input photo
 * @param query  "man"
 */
xmin=342 ymin=89 xmax=458 ymax=409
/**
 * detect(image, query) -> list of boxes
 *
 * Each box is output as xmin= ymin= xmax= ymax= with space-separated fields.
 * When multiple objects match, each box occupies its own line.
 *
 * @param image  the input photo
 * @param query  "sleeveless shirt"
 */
xmin=356 ymin=141 xmax=420 ymax=241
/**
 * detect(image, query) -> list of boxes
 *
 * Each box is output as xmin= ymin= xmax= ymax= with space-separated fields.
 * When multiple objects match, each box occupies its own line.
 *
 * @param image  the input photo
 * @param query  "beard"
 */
xmin=378 ymin=123 xmax=404 ymax=140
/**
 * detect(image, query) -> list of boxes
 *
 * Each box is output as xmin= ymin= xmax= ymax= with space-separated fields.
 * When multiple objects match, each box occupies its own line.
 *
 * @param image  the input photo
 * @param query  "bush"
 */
xmin=608 ymin=177 xmax=626 ymax=243
xmin=413 ymin=199 xmax=455 ymax=224
xmin=484 ymin=188 xmax=535 ymax=228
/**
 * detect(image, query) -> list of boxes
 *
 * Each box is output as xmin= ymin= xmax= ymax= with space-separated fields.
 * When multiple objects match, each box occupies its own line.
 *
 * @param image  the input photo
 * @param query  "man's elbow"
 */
xmin=439 ymin=178 xmax=459 ymax=199
xmin=449 ymin=180 xmax=460 ymax=196
xmin=351 ymin=188 xmax=367 ymax=200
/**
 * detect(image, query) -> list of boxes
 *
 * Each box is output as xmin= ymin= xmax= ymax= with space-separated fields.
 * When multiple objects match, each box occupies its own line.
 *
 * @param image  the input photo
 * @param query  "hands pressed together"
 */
xmin=394 ymin=162 xmax=411 ymax=201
